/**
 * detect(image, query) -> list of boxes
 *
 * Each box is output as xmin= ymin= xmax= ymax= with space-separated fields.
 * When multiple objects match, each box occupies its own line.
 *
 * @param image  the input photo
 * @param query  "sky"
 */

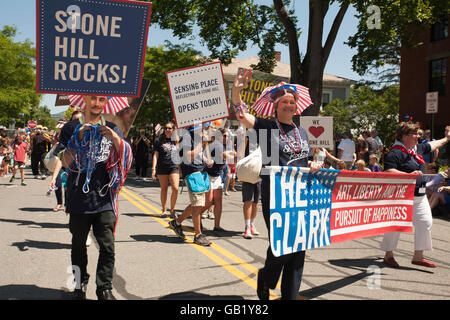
xmin=0 ymin=0 xmax=364 ymax=115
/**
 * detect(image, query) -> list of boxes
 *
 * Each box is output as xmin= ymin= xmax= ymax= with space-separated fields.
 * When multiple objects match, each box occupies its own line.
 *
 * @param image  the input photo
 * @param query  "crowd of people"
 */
xmin=0 ymin=125 xmax=57 ymax=184
xmin=1 ymin=71 xmax=450 ymax=300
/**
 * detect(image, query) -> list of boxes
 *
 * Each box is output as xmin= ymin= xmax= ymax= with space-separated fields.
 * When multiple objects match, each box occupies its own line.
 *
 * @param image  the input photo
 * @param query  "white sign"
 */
xmin=299 ymin=116 xmax=334 ymax=150
xmin=426 ymin=92 xmax=438 ymax=114
xmin=166 ymin=62 xmax=229 ymax=128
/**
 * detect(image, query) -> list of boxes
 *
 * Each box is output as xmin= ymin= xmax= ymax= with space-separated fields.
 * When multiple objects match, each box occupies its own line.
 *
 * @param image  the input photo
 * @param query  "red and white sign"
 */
xmin=28 ymin=121 xmax=37 ymax=129
xmin=166 ymin=62 xmax=229 ymax=129
xmin=299 ymin=116 xmax=334 ymax=149
xmin=426 ymin=91 xmax=438 ymax=114
xmin=330 ymin=170 xmax=415 ymax=244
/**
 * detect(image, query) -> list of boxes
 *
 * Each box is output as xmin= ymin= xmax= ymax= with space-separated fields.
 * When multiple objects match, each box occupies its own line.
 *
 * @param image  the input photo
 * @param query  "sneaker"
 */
xmin=34 ymin=175 xmax=39 ymax=179
xmin=20 ymin=180 xmax=27 ymax=186
xmin=243 ymin=227 xmax=253 ymax=239
xmin=169 ymin=220 xmax=185 ymax=240
xmin=41 ymin=175 xmax=47 ymax=180
xmin=160 ymin=211 xmax=168 ymax=218
xmin=201 ymin=211 xmax=208 ymax=219
xmin=9 ymin=176 xmax=15 ymax=183
xmin=194 ymin=233 xmax=212 ymax=246
xmin=86 ymin=235 xmax=92 ymax=247
xmin=207 ymin=211 xmax=214 ymax=219
xmin=250 ymin=225 xmax=259 ymax=236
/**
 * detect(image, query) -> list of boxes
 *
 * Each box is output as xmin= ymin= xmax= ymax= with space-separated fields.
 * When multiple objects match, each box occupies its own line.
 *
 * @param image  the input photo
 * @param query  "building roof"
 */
xmin=220 ymin=56 xmax=355 ymax=86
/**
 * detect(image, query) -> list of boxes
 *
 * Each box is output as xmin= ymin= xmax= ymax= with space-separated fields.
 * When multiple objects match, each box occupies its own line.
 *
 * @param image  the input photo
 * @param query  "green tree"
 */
xmin=320 ymin=85 xmax=399 ymax=147
xmin=147 ymin=0 xmax=446 ymax=115
xmin=131 ymin=42 xmax=210 ymax=136
xmin=347 ymin=0 xmax=448 ymax=80
xmin=0 ymin=26 xmax=41 ymax=126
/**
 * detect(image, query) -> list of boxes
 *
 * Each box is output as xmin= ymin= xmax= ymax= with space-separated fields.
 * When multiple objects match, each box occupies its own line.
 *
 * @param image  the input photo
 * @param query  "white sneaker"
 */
xmin=243 ymin=227 xmax=252 ymax=239
xmin=251 ymin=225 xmax=260 ymax=236
xmin=86 ymin=235 xmax=92 ymax=246
xmin=207 ymin=211 xmax=214 ymax=219
xmin=201 ymin=211 xmax=208 ymax=219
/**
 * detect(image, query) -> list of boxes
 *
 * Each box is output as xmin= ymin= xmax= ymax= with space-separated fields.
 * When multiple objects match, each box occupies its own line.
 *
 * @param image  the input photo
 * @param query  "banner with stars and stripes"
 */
xmin=268 ymin=166 xmax=416 ymax=257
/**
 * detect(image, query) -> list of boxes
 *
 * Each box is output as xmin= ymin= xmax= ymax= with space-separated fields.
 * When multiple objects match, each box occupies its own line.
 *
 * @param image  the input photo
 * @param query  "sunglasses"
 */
xmin=165 ymin=127 xmax=173 ymax=130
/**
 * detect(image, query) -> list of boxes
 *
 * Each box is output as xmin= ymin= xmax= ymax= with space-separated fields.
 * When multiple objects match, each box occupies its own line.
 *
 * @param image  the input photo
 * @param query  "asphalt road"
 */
xmin=1 ymin=166 xmax=450 ymax=301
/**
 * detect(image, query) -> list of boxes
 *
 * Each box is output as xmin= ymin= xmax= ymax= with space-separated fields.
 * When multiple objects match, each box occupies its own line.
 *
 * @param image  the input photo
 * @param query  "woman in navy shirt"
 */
xmin=232 ymin=68 xmax=321 ymax=300
xmin=152 ymin=122 xmax=180 ymax=218
xmin=381 ymin=122 xmax=450 ymax=268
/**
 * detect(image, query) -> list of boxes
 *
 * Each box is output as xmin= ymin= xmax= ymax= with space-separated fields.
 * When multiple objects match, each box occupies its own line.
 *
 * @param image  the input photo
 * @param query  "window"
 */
xmin=429 ymin=58 xmax=447 ymax=96
xmin=322 ymin=90 xmax=332 ymax=108
xmin=431 ymin=15 xmax=448 ymax=41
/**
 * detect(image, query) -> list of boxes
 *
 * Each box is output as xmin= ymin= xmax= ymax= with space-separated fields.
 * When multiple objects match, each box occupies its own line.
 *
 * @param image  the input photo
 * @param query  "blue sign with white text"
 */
xmin=36 ymin=0 xmax=152 ymax=97
xmin=269 ymin=167 xmax=338 ymax=257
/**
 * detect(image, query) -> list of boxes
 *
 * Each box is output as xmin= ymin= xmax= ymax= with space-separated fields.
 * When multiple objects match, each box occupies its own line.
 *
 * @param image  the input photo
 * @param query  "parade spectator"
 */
xmin=381 ymin=122 xmax=450 ymax=268
xmin=312 ymin=147 xmax=326 ymax=165
xmin=9 ymin=134 xmax=28 ymax=186
xmin=57 ymin=95 xmax=132 ymax=300
xmin=30 ymin=125 xmax=52 ymax=179
xmin=355 ymin=159 xmax=370 ymax=172
xmin=152 ymin=122 xmax=180 ymax=218
xmin=424 ymin=164 xmax=446 ymax=198
xmin=429 ymin=178 xmax=450 ymax=215
xmin=356 ymin=135 xmax=367 ymax=161
xmin=337 ymin=131 xmax=356 ymax=169
xmin=421 ymin=130 xmax=438 ymax=164
xmin=322 ymin=147 xmax=346 ymax=170
xmin=0 ymin=139 xmax=12 ymax=176
xmin=231 ymin=68 xmax=321 ymax=300
xmin=169 ymin=125 xmax=214 ymax=246
xmin=362 ymin=130 xmax=379 ymax=163
xmin=368 ymin=154 xmax=382 ymax=172
xmin=134 ymin=129 xmax=150 ymax=180
xmin=371 ymin=129 xmax=384 ymax=158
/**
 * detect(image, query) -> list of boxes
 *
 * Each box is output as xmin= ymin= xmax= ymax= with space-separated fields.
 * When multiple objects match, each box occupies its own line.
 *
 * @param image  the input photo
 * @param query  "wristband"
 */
xmin=233 ymin=104 xmax=248 ymax=118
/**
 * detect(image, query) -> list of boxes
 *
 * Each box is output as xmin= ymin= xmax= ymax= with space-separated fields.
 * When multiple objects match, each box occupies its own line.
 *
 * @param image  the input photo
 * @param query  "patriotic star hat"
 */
xmin=252 ymin=82 xmax=312 ymax=117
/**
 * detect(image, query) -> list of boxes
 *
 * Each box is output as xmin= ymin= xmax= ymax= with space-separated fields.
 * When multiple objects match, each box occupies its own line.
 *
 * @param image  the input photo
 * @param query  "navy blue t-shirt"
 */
xmin=254 ymin=118 xmax=312 ymax=203
xmin=179 ymin=131 xmax=205 ymax=178
xmin=56 ymin=119 xmax=124 ymax=214
xmin=384 ymin=143 xmax=431 ymax=196
xmin=153 ymin=139 xmax=179 ymax=171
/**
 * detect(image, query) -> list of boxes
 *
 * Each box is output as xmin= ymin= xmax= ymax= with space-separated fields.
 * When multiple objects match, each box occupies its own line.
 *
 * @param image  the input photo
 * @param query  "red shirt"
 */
xmin=14 ymin=142 xmax=28 ymax=162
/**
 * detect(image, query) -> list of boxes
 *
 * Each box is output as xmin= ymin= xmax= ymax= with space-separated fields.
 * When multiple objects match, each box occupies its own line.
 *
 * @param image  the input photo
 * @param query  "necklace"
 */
xmin=275 ymin=119 xmax=301 ymax=153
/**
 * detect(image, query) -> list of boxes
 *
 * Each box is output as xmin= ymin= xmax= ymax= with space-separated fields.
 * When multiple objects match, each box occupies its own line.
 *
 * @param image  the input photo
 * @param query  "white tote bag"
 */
xmin=236 ymin=147 xmax=262 ymax=184
xmin=43 ymin=143 xmax=59 ymax=172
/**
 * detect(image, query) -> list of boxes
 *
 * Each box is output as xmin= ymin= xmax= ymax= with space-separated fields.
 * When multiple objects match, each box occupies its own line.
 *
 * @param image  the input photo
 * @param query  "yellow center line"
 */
xmin=119 ymin=187 xmax=281 ymax=299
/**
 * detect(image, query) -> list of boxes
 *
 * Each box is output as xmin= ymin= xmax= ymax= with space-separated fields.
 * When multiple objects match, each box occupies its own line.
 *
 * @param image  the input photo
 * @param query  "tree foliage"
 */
xmin=320 ymin=85 xmax=399 ymax=147
xmin=347 ymin=0 xmax=448 ymax=81
xmin=0 ymin=26 xmax=41 ymax=126
xmin=146 ymin=0 xmax=447 ymax=116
